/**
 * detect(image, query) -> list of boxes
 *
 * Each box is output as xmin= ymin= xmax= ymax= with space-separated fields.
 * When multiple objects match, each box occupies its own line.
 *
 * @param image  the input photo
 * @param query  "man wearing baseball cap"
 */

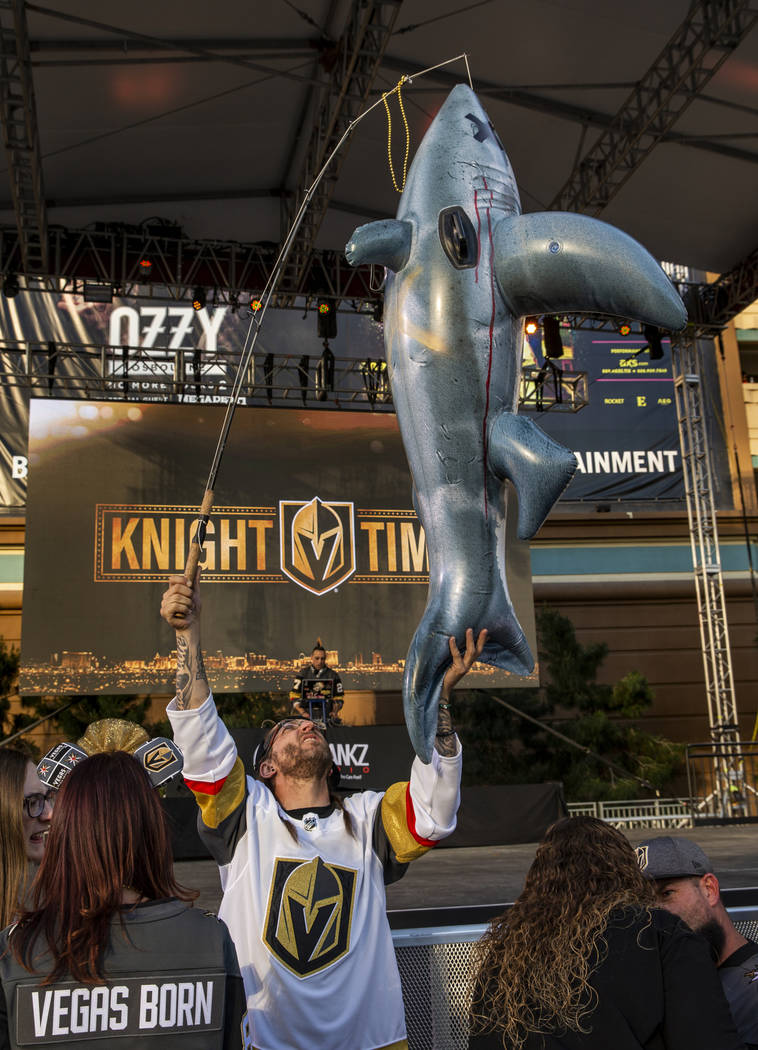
xmin=637 ymin=835 xmax=758 ymax=1048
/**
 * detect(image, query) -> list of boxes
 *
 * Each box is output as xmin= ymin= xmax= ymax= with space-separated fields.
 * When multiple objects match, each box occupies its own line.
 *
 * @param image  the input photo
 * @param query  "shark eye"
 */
xmin=438 ymin=206 xmax=478 ymax=269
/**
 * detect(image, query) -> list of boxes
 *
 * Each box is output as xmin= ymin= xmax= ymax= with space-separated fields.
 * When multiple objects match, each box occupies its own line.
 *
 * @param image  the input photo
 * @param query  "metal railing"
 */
xmin=567 ymin=797 xmax=693 ymax=829
xmin=391 ymin=910 xmax=758 ymax=1050
xmin=0 ymin=338 xmax=588 ymax=413
xmin=686 ymin=741 xmax=758 ymax=823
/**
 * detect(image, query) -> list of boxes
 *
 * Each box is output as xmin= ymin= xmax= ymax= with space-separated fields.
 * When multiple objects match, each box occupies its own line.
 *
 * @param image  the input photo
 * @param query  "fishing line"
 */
xmin=183 ymin=53 xmax=472 ymax=578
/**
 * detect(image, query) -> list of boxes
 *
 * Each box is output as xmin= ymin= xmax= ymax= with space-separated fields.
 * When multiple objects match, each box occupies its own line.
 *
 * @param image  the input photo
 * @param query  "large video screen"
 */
xmin=19 ymin=400 xmax=537 ymax=695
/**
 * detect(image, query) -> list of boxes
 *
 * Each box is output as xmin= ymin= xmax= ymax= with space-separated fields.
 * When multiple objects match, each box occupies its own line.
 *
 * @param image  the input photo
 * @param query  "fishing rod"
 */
xmin=182 ymin=53 xmax=473 ymax=582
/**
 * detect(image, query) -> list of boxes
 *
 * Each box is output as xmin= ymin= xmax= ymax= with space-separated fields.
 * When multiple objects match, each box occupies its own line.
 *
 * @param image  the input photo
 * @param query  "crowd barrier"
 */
xmin=390 ymin=895 xmax=758 ymax=1050
xmin=567 ymin=797 xmax=693 ymax=829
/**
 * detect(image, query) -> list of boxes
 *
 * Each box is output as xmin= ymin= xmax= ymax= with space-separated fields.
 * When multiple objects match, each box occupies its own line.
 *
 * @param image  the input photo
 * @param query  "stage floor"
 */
xmin=175 ymin=824 xmax=758 ymax=915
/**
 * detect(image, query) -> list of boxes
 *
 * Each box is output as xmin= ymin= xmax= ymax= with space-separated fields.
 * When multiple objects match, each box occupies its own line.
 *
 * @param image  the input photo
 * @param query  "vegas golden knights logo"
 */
xmin=279 ymin=497 xmax=356 ymax=596
xmin=263 ymin=857 xmax=356 ymax=977
xmin=635 ymin=845 xmax=649 ymax=871
xmin=142 ymin=742 xmax=174 ymax=772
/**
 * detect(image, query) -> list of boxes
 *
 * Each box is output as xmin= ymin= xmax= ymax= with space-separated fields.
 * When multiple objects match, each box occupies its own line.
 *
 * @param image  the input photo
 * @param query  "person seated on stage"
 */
xmin=468 ymin=816 xmax=744 ymax=1050
xmin=0 ymin=749 xmax=246 ymax=1050
xmin=289 ymin=639 xmax=344 ymax=724
xmin=637 ymin=834 xmax=758 ymax=1049
xmin=160 ymin=571 xmax=486 ymax=1050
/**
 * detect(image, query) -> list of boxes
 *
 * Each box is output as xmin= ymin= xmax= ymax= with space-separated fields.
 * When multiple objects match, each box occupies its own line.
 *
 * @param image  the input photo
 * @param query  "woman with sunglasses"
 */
xmin=0 ymin=749 xmax=246 ymax=1049
xmin=0 ymin=749 xmax=54 ymax=929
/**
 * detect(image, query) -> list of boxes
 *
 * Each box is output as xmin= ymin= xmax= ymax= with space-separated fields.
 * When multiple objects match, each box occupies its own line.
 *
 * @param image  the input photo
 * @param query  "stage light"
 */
xmin=3 ymin=273 xmax=19 ymax=298
xmin=643 ymin=324 xmax=665 ymax=360
xmin=298 ymin=354 xmax=309 ymax=405
xmin=250 ymin=297 xmax=263 ymax=312
xmin=47 ymin=341 xmax=58 ymax=394
xmin=317 ymin=297 xmax=337 ymax=341
xmin=263 ymin=352 xmax=274 ymax=405
xmin=191 ymin=287 xmax=206 ymax=311
xmin=139 ymin=258 xmax=153 ymax=278
xmin=618 ymin=322 xmax=631 ymax=337
xmin=316 ymin=345 xmax=335 ymax=401
xmin=543 ymin=316 xmax=564 ymax=358
xmin=83 ymin=281 xmax=113 ymax=304
xmin=525 ymin=316 xmax=539 ymax=335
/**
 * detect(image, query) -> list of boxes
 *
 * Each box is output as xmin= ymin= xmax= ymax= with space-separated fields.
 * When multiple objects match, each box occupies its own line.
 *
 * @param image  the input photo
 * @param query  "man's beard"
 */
xmin=696 ymin=917 xmax=727 ymax=963
xmin=277 ymin=739 xmax=332 ymax=781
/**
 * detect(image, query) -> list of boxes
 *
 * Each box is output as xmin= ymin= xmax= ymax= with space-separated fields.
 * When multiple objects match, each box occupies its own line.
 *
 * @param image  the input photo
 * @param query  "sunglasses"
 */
xmin=23 ymin=789 xmax=57 ymax=818
xmin=258 ymin=719 xmax=327 ymax=765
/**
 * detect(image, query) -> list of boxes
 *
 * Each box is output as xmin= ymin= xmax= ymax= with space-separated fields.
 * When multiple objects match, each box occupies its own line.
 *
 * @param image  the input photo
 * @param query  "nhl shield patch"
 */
xmin=263 ymin=856 xmax=356 ymax=977
xmin=279 ymin=497 xmax=356 ymax=595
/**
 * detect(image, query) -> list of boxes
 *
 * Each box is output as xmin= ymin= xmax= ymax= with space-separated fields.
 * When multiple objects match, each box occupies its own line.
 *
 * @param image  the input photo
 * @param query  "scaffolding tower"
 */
xmin=671 ymin=332 xmax=744 ymax=817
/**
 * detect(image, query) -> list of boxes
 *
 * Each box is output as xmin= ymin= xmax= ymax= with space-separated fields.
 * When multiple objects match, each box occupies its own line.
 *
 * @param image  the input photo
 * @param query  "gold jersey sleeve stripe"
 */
xmin=190 ymin=756 xmax=247 ymax=829
xmin=380 ymin=781 xmax=434 ymax=864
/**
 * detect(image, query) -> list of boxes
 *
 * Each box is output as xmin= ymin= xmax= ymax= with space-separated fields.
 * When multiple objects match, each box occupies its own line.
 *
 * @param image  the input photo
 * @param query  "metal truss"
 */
xmin=674 ymin=245 xmax=758 ymax=332
xmin=279 ymin=0 xmax=402 ymax=300
xmin=380 ymin=54 xmax=758 ymax=169
xmin=671 ymin=331 xmax=743 ymax=816
xmin=0 ymin=337 xmax=584 ymax=414
xmin=0 ymin=0 xmax=47 ymax=272
xmin=0 ymin=219 xmax=753 ymax=339
xmin=520 ymin=364 xmax=588 ymax=413
xmin=0 ymin=223 xmax=379 ymax=308
xmin=550 ymin=0 xmax=758 ymax=214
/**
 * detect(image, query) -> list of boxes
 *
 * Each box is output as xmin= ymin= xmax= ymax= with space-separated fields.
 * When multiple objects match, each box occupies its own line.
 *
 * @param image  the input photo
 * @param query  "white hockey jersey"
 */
xmin=168 ymin=694 xmax=462 ymax=1050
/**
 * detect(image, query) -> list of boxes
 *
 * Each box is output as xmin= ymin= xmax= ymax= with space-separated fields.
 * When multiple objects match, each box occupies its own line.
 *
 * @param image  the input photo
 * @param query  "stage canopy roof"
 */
xmin=1 ymin=0 xmax=757 ymax=284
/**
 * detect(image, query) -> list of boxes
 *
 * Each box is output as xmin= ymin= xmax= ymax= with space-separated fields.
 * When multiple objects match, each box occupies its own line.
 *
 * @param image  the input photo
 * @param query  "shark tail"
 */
xmin=403 ymin=576 xmax=534 ymax=763
xmin=488 ymin=411 xmax=577 ymax=539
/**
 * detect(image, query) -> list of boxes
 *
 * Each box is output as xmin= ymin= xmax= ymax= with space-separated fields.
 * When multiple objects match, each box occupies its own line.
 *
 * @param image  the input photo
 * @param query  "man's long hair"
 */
xmin=0 ymin=748 xmax=31 ymax=929
xmin=470 ymin=816 xmax=656 ymax=1049
xmin=11 ymin=751 xmax=195 ymax=984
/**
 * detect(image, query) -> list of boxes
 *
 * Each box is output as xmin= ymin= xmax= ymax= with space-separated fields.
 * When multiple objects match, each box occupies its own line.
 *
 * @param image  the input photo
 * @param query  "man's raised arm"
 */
xmin=160 ymin=574 xmax=209 ymax=710
xmin=434 ymin=627 xmax=487 ymax=756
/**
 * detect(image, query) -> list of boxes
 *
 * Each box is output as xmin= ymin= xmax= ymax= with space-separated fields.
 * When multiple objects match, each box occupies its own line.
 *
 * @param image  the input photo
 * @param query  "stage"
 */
xmin=175 ymin=823 xmax=758 ymax=916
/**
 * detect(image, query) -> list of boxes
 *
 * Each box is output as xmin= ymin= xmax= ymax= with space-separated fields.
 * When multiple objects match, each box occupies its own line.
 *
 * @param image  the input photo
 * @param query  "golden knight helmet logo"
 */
xmin=279 ymin=497 xmax=356 ymax=595
xmin=263 ymin=856 xmax=356 ymax=977
xmin=142 ymin=742 xmax=174 ymax=772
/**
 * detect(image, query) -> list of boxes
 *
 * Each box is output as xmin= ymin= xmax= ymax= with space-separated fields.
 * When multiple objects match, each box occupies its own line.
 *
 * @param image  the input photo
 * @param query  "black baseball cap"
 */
xmin=635 ymin=836 xmax=713 ymax=880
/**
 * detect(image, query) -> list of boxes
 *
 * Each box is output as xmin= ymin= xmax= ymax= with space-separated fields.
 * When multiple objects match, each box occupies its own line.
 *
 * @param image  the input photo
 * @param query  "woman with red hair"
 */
xmin=0 ymin=750 xmax=245 ymax=1049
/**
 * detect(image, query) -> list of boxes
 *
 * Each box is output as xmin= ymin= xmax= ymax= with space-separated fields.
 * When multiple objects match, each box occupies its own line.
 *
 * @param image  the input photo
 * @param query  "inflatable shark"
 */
xmin=345 ymin=84 xmax=686 ymax=762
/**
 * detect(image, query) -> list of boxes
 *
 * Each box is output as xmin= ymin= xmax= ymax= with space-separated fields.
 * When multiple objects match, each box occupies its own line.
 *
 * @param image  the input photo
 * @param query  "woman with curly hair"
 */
xmin=0 ymin=748 xmax=54 ymax=929
xmin=469 ymin=816 xmax=744 ymax=1050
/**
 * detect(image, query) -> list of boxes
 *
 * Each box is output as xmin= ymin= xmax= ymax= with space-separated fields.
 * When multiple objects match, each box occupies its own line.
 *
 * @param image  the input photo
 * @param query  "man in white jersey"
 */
xmin=160 ymin=573 xmax=485 ymax=1050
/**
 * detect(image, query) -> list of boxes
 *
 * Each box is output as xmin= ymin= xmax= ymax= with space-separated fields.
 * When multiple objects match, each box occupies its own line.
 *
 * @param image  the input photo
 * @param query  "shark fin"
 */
xmin=345 ymin=219 xmax=412 ymax=272
xmin=488 ymin=412 xmax=577 ymax=539
xmin=493 ymin=212 xmax=687 ymax=332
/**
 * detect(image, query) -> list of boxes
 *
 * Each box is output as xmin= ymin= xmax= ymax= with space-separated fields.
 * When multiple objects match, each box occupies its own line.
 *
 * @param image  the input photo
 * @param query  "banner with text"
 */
xmin=0 ymin=290 xmax=730 ymax=512
xmin=525 ymin=327 xmax=687 ymax=501
xmin=20 ymin=399 xmax=537 ymax=694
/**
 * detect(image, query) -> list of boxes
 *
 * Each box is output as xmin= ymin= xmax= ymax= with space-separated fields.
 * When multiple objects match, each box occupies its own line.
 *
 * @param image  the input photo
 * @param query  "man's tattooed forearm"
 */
xmin=435 ymin=703 xmax=457 ymax=757
xmin=175 ymin=635 xmax=208 ymax=709
xmin=195 ymin=643 xmax=207 ymax=682
xmin=175 ymin=633 xmax=191 ymax=709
